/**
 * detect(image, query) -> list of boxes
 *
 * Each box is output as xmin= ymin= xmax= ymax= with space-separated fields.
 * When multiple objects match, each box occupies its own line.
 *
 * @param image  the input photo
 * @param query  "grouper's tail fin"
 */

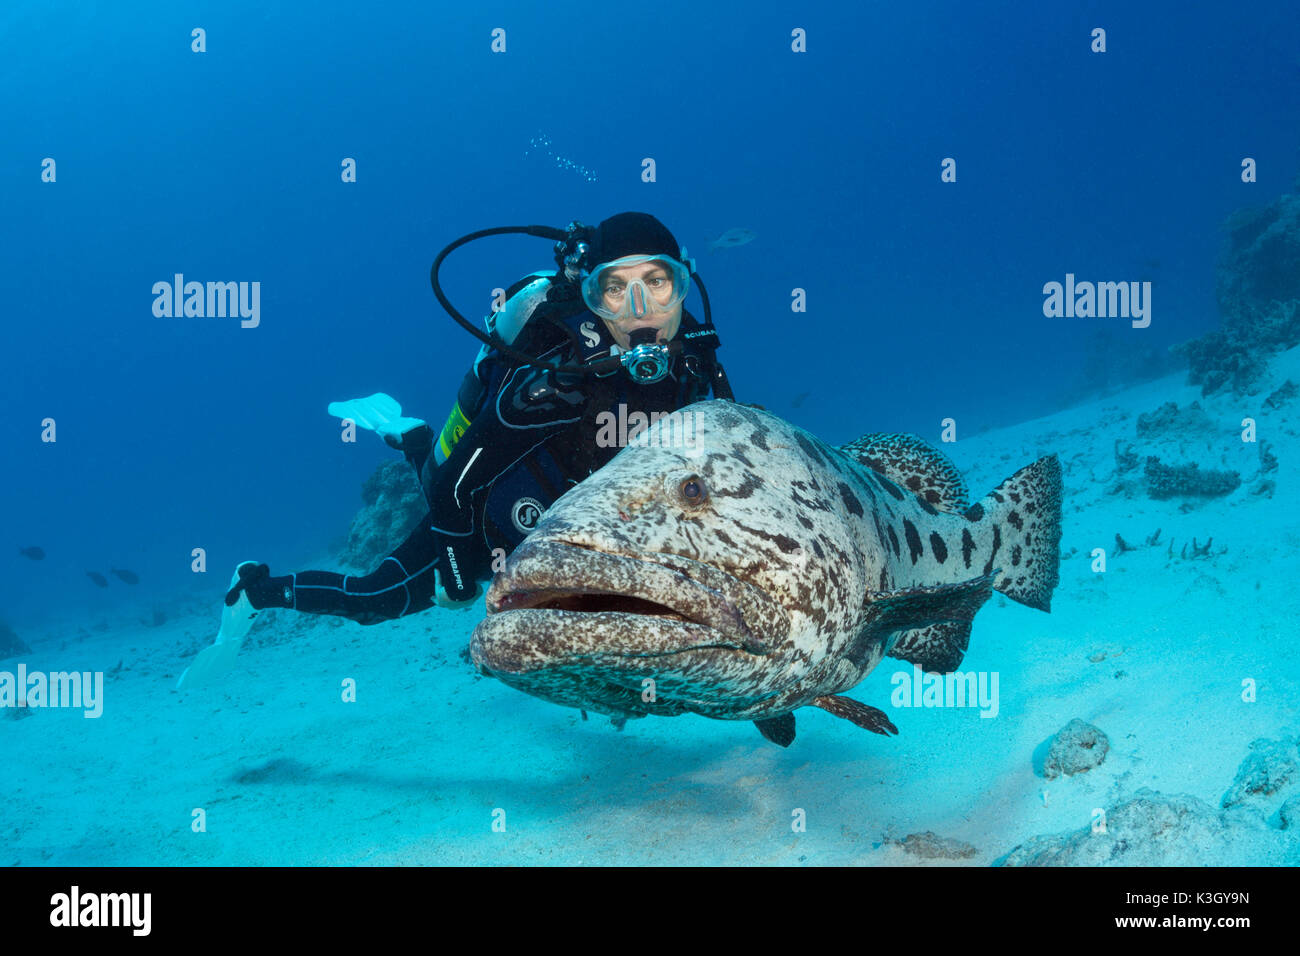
xmin=966 ymin=455 xmax=1062 ymax=611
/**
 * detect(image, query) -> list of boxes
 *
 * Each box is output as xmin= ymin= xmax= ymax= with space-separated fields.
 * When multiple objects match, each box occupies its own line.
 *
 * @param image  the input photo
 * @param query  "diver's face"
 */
xmin=597 ymin=260 xmax=683 ymax=349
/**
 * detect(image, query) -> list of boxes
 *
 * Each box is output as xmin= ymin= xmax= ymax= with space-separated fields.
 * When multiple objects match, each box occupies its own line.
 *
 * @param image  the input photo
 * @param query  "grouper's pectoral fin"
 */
xmin=872 ymin=571 xmax=998 ymax=673
xmin=754 ymin=713 xmax=796 ymax=747
xmin=812 ymin=695 xmax=899 ymax=736
xmin=889 ymin=621 xmax=972 ymax=674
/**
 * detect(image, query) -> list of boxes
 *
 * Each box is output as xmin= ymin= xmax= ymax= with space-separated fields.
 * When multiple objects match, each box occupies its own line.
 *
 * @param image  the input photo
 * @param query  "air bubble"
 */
xmin=524 ymin=133 xmax=597 ymax=182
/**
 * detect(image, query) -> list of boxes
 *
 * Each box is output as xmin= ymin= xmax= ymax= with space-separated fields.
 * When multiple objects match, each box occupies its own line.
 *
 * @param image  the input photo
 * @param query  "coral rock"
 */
xmin=1043 ymin=718 xmax=1110 ymax=779
xmin=1000 ymin=789 xmax=1298 ymax=866
xmin=339 ymin=460 xmax=427 ymax=571
xmin=1144 ymin=456 xmax=1241 ymax=499
xmin=889 ymin=831 xmax=977 ymax=860
xmin=1221 ymin=737 xmax=1298 ymax=809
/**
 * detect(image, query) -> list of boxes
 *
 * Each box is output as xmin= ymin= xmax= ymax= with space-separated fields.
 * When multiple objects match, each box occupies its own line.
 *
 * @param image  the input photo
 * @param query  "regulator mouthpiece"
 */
xmin=621 ymin=327 xmax=671 ymax=384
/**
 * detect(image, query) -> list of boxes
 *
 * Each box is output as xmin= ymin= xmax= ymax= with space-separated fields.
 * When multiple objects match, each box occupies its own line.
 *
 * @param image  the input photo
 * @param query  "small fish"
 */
xmin=706 ymin=228 xmax=756 ymax=252
xmin=472 ymin=401 xmax=1063 ymax=746
xmin=86 ymin=571 xmax=109 ymax=587
xmin=790 ymin=391 xmax=812 ymax=409
xmin=110 ymin=568 xmax=140 ymax=585
xmin=18 ymin=546 xmax=45 ymax=560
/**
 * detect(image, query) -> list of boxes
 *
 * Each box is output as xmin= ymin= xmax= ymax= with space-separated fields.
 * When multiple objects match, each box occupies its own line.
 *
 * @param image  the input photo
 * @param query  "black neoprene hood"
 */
xmin=587 ymin=211 xmax=682 ymax=266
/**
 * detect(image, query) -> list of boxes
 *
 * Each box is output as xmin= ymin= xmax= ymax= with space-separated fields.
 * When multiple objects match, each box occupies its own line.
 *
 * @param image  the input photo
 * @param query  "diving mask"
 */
xmin=581 ymin=254 xmax=691 ymax=321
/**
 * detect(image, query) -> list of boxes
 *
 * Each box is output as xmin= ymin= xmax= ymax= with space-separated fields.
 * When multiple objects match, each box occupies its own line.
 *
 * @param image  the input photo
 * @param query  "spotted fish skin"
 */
xmin=471 ymin=401 xmax=1062 ymax=742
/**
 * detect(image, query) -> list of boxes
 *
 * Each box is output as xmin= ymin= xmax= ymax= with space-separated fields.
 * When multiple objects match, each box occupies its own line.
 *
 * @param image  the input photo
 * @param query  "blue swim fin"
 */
xmin=327 ymin=393 xmax=426 ymax=445
xmin=175 ymin=562 xmax=262 ymax=690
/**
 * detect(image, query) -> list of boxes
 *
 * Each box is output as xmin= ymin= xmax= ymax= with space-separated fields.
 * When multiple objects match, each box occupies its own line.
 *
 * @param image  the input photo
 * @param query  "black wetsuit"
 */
xmin=245 ymin=291 xmax=733 ymax=624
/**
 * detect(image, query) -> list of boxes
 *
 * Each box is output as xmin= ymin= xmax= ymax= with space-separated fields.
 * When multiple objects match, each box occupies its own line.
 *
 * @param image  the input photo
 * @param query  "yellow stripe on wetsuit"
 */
xmin=437 ymin=401 xmax=473 ymax=459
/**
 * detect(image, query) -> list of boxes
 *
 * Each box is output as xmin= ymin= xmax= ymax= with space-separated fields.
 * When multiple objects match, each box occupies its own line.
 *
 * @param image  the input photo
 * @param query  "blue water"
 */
xmin=3 ymin=0 xmax=1298 ymax=866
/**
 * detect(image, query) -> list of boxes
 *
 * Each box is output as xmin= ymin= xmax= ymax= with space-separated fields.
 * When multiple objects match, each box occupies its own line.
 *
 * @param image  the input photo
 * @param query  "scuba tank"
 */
xmin=434 ymin=271 xmax=553 ymax=463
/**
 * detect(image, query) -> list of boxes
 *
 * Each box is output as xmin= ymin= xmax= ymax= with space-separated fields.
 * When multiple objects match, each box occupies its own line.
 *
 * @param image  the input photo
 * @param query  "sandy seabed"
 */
xmin=6 ymin=350 xmax=1299 ymax=866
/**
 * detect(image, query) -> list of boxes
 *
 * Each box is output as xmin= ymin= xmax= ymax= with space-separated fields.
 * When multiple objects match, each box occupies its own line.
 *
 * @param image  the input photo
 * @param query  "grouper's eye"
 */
xmin=678 ymin=475 xmax=708 ymax=508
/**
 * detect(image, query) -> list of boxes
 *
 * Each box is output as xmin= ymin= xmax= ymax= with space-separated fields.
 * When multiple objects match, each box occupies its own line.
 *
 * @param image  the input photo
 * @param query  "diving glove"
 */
xmin=224 ymin=562 xmax=295 ymax=610
xmin=435 ymin=570 xmax=483 ymax=609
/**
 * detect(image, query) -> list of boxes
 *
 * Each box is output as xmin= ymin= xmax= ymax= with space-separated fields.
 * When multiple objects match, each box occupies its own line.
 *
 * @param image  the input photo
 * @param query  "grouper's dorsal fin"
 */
xmin=839 ymin=433 xmax=968 ymax=512
xmin=869 ymin=572 xmax=998 ymax=673
xmin=754 ymin=713 xmax=796 ymax=747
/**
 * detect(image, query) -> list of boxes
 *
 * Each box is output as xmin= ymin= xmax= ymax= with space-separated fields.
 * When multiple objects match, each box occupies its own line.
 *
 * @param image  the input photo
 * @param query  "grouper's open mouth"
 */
xmin=471 ymin=539 xmax=771 ymax=679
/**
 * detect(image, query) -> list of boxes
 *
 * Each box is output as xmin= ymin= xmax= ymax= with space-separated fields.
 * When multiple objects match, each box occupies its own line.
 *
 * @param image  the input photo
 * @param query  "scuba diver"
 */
xmin=178 ymin=212 xmax=736 ymax=687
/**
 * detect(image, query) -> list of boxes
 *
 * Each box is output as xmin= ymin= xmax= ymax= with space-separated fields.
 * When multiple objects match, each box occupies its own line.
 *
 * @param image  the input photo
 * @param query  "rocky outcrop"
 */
xmin=999 ymin=789 xmax=1298 ymax=866
xmin=1005 ymin=734 xmax=1300 ymax=865
xmin=1221 ymin=737 xmax=1298 ymax=809
xmin=337 ymin=460 xmax=427 ymax=572
xmin=1175 ymin=188 xmax=1300 ymax=396
xmin=1108 ymin=399 xmax=1255 ymax=505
